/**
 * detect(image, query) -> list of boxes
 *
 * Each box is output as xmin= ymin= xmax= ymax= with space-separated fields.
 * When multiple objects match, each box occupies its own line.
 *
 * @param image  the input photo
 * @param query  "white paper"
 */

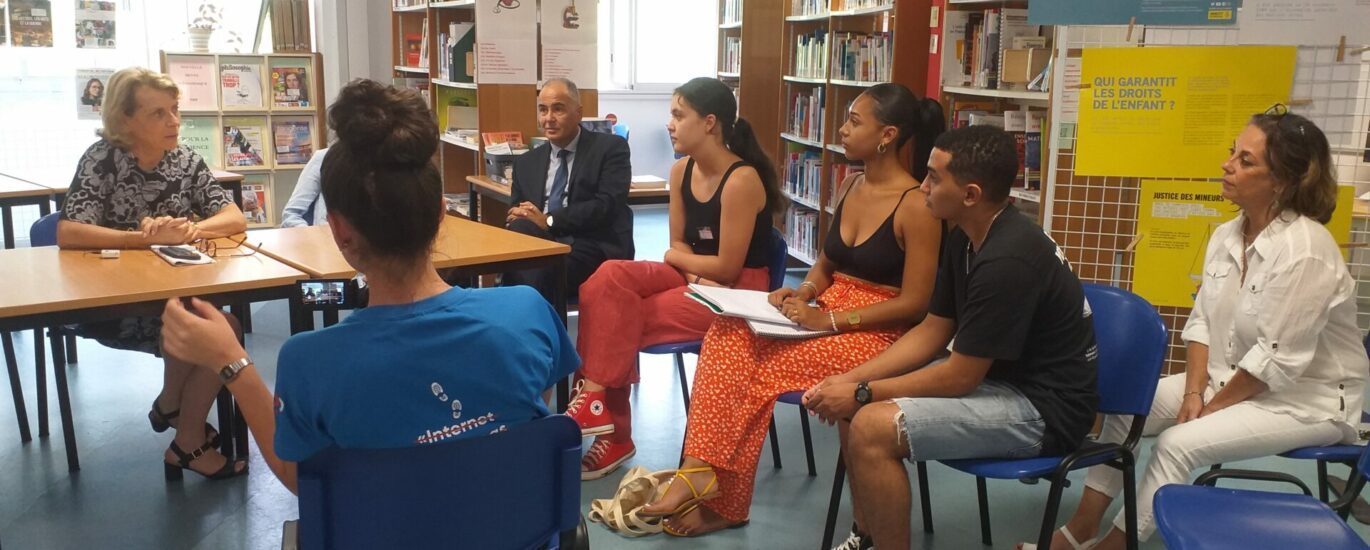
xmin=1059 ymin=56 xmax=1082 ymax=124
xmin=539 ymin=0 xmax=597 ymax=86
xmin=1238 ymin=0 xmax=1370 ymax=46
xmin=476 ymin=0 xmax=538 ymax=85
xmin=746 ymin=319 xmax=836 ymax=340
xmin=687 ymin=284 xmax=795 ymax=325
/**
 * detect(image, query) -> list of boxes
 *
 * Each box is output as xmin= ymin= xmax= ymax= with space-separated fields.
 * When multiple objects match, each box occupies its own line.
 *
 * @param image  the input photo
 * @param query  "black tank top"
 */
xmin=681 ymin=158 xmax=771 ymax=268
xmin=823 ymin=181 xmax=915 ymax=287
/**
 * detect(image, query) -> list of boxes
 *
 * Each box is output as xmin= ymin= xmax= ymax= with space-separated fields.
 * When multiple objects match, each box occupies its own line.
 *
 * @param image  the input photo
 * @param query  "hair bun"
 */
xmin=328 ymin=79 xmax=438 ymax=169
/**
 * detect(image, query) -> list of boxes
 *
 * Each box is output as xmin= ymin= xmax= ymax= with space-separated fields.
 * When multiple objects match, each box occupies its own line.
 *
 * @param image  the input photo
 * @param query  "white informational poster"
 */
xmin=76 ymin=68 xmax=112 ymax=120
xmin=1059 ymin=56 xmax=1082 ymax=124
xmin=540 ymin=0 xmax=597 ymax=86
xmin=1238 ymin=0 xmax=1370 ymax=46
xmin=166 ymin=56 xmax=218 ymax=111
xmin=475 ymin=0 xmax=537 ymax=85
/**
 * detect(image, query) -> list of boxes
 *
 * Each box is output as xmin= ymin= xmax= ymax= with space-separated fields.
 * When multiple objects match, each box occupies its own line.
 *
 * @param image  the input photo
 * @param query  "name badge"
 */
xmin=697 ymin=226 xmax=715 ymax=240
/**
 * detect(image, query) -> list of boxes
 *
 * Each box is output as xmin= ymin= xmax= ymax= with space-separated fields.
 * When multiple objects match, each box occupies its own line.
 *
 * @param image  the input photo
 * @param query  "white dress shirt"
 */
xmin=1182 ymin=212 xmax=1368 ymax=442
xmin=279 ymin=148 xmax=328 ymax=227
xmin=543 ymin=129 xmax=581 ymax=211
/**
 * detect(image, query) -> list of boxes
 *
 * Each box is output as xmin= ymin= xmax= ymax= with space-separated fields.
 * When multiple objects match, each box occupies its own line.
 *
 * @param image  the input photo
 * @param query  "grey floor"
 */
xmin=3 ymin=206 xmax=1369 ymax=549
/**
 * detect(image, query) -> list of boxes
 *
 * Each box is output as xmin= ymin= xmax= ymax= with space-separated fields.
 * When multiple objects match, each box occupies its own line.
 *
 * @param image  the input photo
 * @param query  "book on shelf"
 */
xmin=791 ymin=0 xmax=826 ymax=17
xmin=785 ymin=148 xmax=822 ymax=206
xmin=724 ymin=37 xmax=742 ymax=73
xmin=830 ymin=161 xmax=864 ymax=205
xmin=793 ymin=28 xmax=828 ymax=79
xmin=481 ymin=131 xmax=525 ymax=148
xmin=785 ymin=204 xmax=820 ymax=262
xmin=220 ymin=60 xmax=265 ymax=109
xmin=831 ymin=0 xmax=893 ymax=11
xmin=947 ymin=7 xmax=1039 ymax=91
xmin=722 ymin=0 xmax=742 ymax=24
xmin=404 ymin=32 xmax=423 ymax=67
xmin=831 ymin=32 xmax=891 ymax=82
xmin=441 ymin=22 xmax=476 ymax=83
xmin=272 ymin=118 xmax=314 ymax=166
xmin=1004 ymin=110 xmax=1028 ymax=187
xmin=418 ymin=17 xmax=430 ymax=68
xmin=948 ymin=98 xmax=995 ymax=128
xmin=1024 ymin=111 xmax=1043 ymax=190
xmin=222 ymin=116 xmax=269 ymax=167
xmin=788 ymin=86 xmax=824 ymax=141
xmin=241 ymin=174 xmax=274 ymax=228
xmin=269 ymin=63 xmax=310 ymax=108
xmin=180 ymin=117 xmax=221 ymax=168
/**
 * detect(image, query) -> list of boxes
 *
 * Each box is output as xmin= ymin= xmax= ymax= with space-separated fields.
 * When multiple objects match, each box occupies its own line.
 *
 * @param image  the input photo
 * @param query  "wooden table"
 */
xmin=245 ymin=215 xmax=577 ymax=408
xmin=465 ymin=174 xmax=669 ymax=224
xmin=0 ymin=245 xmax=307 ymax=471
xmin=0 ymin=174 xmax=56 ymax=249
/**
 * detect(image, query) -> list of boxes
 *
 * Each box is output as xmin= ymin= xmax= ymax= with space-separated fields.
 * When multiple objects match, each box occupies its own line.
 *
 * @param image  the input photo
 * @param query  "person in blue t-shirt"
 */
xmin=159 ymin=79 xmax=578 ymax=493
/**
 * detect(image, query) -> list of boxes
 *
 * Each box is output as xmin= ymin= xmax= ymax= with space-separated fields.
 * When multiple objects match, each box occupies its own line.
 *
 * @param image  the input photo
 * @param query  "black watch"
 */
xmin=854 ymin=381 xmax=873 ymax=405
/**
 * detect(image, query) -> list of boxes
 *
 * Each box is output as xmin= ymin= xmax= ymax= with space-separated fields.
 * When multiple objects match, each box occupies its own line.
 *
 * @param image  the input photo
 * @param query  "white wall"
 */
xmin=600 ymin=90 xmax=677 ymax=178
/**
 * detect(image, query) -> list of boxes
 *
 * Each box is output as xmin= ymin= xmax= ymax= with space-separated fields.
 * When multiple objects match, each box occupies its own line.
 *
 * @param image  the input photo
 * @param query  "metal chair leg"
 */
xmin=977 ymin=476 xmax=992 ymax=546
xmin=47 ymin=331 xmax=78 ymax=472
xmin=917 ymin=461 xmax=934 ymax=533
xmin=673 ymin=352 xmax=691 ymax=411
xmin=35 ymin=329 xmax=48 ymax=437
xmin=216 ymin=388 xmax=234 ymax=458
xmin=63 ymin=333 xmax=77 ymax=364
xmin=798 ymin=405 xmax=816 ymax=477
xmin=3 ymin=332 xmax=31 ymax=443
xmin=821 ymin=451 xmax=846 ymax=550
xmin=768 ymin=416 xmax=782 ymax=469
xmin=1317 ymin=460 xmax=1330 ymax=502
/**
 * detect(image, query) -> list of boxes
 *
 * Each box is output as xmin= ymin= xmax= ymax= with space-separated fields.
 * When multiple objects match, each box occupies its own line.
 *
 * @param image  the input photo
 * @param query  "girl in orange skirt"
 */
xmin=640 ymin=83 xmax=947 ymax=537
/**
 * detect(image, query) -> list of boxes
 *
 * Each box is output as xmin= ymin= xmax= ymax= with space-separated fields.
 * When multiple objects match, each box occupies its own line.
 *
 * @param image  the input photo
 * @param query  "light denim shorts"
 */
xmin=891 ymin=380 xmax=1046 ymax=462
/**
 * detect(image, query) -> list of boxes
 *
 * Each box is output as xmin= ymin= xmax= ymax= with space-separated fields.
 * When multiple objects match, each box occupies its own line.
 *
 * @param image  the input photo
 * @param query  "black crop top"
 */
xmin=680 ymin=158 xmax=772 ymax=268
xmin=823 ymin=182 xmax=914 ymax=287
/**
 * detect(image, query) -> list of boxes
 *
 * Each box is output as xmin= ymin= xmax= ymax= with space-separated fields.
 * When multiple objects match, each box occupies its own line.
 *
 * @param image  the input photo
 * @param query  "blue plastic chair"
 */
xmin=1155 ymin=442 xmax=1370 ymax=550
xmin=612 ymin=123 xmax=630 ymax=140
xmin=914 ymin=284 xmax=1167 ymax=550
xmin=297 ymin=415 xmax=586 ymax=550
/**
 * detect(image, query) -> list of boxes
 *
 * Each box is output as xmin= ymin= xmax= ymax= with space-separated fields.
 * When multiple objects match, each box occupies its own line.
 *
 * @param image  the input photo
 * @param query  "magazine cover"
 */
xmin=220 ymin=60 xmax=265 ymax=108
xmin=223 ymin=117 xmax=268 ymax=167
xmin=270 ymin=66 xmax=310 ymax=107
xmin=241 ymin=175 xmax=273 ymax=228
xmin=167 ymin=55 xmax=217 ymax=110
xmin=76 ymin=68 xmax=111 ymax=120
xmin=74 ymin=0 xmax=115 ymax=48
xmin=272 ymin=118 xmax=313 ymax=165
xmin=9 ymin=0 xmax=53 ymax=47
xmin=180 ymin=116 xmax=220 ymax=168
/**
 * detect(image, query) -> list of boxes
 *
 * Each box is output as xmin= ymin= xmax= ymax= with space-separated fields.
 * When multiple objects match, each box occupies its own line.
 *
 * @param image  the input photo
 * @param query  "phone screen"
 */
xmin=298 ymin=279 xmax=357 ymax=310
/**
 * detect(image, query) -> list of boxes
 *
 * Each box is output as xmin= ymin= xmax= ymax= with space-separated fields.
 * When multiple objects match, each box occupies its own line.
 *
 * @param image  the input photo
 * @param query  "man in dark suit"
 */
xmin=503 ymin=78 xmax=634 ymax=301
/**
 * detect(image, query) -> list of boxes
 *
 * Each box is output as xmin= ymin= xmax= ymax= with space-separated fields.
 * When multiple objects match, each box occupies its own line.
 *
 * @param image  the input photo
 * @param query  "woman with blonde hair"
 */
xmin=58 ymin=67 xmax=249 ymax=480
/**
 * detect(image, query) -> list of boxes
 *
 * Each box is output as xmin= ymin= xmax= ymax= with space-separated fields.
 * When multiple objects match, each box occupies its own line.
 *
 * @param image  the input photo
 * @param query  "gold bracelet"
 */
xmin=1183 ymin=390 xmax=1203 ymax=397
xmin=799 ymin=281 xmax=818 ymax=294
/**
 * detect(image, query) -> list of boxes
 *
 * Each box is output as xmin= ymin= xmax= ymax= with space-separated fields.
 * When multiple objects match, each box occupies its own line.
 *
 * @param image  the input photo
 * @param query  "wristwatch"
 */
xmin=847 ymin=311 xmax=862 ymax=330
xmin=854 ymin=381 xmax=873 ymax=406
xmin=546 ymin=215 xmax=555 ymax=228
xmin=219 ymin=357 xmax=252 ymax=383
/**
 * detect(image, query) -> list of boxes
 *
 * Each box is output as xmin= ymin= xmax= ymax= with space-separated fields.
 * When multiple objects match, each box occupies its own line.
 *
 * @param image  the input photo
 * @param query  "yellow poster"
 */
xmin=1077 ymin=46 xmax=1296 ymax=178
xmin=1132 ymin=180 xmax=1353 ymax=308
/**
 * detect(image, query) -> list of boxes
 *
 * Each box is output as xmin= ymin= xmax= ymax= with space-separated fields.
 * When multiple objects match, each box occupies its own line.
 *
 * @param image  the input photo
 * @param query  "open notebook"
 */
xmin=686 ymin=284 xmax=836 ymax=340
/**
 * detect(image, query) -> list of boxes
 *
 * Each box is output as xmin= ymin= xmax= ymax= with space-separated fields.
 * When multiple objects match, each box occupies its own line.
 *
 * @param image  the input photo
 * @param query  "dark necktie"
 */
xmin=547 ymin=148 xmax=572 ymax=213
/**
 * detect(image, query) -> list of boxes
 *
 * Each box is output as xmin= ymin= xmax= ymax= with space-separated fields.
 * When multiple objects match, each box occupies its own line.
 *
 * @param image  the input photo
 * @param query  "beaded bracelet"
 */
xmin=828 ymin=311 xmax=839 ymax=332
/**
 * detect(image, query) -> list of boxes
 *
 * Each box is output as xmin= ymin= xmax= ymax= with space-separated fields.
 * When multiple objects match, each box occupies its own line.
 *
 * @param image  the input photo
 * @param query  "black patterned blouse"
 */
xmin=62 ymin=139 xmax=233 ymax=229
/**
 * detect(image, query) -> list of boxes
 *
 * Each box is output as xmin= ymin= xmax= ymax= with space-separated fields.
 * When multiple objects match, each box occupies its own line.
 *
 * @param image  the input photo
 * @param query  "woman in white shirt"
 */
xmin=279 ymin=148 xmax=329 ymax=227
xmin=1027 ymin=109 xmax=1369 ymax=550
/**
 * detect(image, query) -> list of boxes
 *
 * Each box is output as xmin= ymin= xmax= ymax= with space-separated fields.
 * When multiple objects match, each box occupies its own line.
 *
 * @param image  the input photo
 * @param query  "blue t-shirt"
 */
xmin=273 ymin=285 xmax=578 ymax=462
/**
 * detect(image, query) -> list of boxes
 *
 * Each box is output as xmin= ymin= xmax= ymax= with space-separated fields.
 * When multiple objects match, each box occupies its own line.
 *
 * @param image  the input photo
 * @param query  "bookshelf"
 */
xmin=390 ymin=2 xmax=599 ymax=224
xmin=716 ymin=0 xmax=784 ymax=167
xmin=161 ymin=51 xmax=326 ymax=228
xmin=930 ymin=0 xmax=1053 ymax=222
xmin=769 ymin=0 xmax=932 ymax=264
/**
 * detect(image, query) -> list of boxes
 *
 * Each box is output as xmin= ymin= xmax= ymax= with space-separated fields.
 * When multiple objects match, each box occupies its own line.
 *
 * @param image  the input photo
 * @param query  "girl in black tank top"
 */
xmin=680 ymin=158 xmax=772 ymax=268
xmin=823 ymin=179 xmax=917 ymax=287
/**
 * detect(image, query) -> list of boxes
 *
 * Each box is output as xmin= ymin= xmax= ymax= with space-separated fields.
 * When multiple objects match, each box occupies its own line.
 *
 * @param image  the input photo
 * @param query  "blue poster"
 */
xmin=1028 ymin=0 xmax=1238 ymax=26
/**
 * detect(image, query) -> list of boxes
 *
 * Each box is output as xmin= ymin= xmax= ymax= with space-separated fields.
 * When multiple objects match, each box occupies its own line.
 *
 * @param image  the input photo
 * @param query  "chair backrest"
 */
xmin=297 ymin=415 xmax=581 ymax=550
xmin=29 ymin=212 xmax=60 ymax=247
xmin=1084 ymin=283 xmax=1168 ymax=416
xmin=768 ymin=227 xmax=788 ymax=291
xmin=612 ymin=123 xmax=630 ymax=140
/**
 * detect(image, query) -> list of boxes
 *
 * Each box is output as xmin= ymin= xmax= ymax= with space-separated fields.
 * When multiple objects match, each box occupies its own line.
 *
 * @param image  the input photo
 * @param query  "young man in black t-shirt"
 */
xmin=803 ymin=126 xmax=1098 ymax=550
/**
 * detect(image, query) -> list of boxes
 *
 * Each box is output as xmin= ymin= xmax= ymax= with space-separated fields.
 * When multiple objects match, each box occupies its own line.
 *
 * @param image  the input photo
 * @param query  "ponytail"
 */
xmin=675 ymin=76 xmax=782 ymax=215
xmin=726 ymin=117 xmax=782 ymax=215
xmin=862 ymin=83 xmax=946 ymax=181
xmin=910 ymin=98 xmax=946 ymax=181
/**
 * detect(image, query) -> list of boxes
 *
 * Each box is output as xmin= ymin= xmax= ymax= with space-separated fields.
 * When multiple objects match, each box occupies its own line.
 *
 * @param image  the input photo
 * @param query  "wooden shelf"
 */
xmin=788 ymin=246 xmax=817 ymax=265
xmin=432 ymin=78 xmax=478 ymax=89
xmin=392 ymin=3 xmax=428 ymax=12
xmin=831 ymin=3 xmax=895 ymax=17
xmin=719 ymin=20 xmax=743 ymax=29
xmin=718 ymin=71 xmax=741 ymax=78
xmin=942 ymin=85 xmax=1048 ymax=102
xmin=829 ymin=79 xmax=881 ymax=88
xmin=785 ymin=191 xmax=822 ymax=211
xmin=825 ymin=143 xmax=847 ymax=155
xmin=783 ymin=75 xmax=827 ymax=84
xmin=780 ymin=132 xmax=823 ymax=148
xmin=430 ymin=0 xmax=475 ymax=7
xmin=441 ymin=133 xmax=480 ymax=151
xmin=785 ymin=12 xmax=830 ymax=22
xmin=395 ymin=65 xmax=429 ymax=74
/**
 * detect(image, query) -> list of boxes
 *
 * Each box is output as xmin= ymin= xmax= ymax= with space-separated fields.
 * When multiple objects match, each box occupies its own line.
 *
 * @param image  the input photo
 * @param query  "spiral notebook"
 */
xmin=686 ymin=284 xmax=836 ymax=340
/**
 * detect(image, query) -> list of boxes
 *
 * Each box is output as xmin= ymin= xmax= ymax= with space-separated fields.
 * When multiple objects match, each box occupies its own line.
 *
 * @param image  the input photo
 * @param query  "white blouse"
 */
xmin=1182 ymin=212 xmax=1368 ymax=442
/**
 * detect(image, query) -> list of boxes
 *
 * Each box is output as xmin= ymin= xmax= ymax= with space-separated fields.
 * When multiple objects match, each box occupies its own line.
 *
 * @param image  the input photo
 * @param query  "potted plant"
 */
xmin=188 ymin=1 xmax=224 ymax=52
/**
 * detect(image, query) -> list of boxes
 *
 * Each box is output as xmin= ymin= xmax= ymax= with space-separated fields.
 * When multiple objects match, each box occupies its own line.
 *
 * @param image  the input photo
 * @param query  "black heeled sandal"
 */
xmin=149 ymin=398 xmax=221 ymax=447
xmin=164 ymin=440 xmax=248 ymax=481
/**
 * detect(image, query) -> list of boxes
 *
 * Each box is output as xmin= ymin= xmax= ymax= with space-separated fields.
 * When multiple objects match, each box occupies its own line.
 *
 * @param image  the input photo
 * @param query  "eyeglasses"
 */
xmin=194 ymin=235 xmax=259 ymax=258
xmin=1264 ymin=103 xmax=1289 ymax=116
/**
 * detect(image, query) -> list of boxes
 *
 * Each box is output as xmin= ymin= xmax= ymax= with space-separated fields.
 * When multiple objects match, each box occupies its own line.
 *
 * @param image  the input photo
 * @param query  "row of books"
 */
xmin=951 ymin=105 xmax=1044 ymax=189
xmin=831 ymin=32 xmax=891 ymax=82
xmin=792 ymin=29 xmax=828 ymax=79
xmin=180 ymin=115 xmax=315 ymax=171
xmin=830 ymin=161 xmax=864 ymax=206
xmin=723 ymin=37 xmax=742 ymax=74
xmin=784 ymin=149 xmax=823 ymax=206
xmin=787 ymin=86 xmax=824 ymax=141
xmin=406 ymin=17 xmax=432 ymax=68
xmin=438 ymin=22 xmax=476 ymax=83
xmin=721 ymin=0 xmax=743 ymax=24
xmin=268 ymin=0 xmax=312 ymax=53
xmin=791 ymin=0 xmax=826 ymax=17
xmin=393 ymin=0 xmax=426 ymax=7
xmin=943 ymin=8 xmax=1040 ymax=90
xmin=831 ymin=0 xmax=893 ymax=11
xmin=166 ymin=55 xmax=313 ymax=111
xmin=785 ymin=206 xmax=821 ymax=263
xmin=393 ymin=77 xmax=432 ymax=104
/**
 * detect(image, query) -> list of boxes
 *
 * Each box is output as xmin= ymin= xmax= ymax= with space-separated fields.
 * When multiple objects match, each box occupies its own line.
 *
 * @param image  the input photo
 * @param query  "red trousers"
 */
xmin=576 ymin=260 xmax=769 ymax=442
